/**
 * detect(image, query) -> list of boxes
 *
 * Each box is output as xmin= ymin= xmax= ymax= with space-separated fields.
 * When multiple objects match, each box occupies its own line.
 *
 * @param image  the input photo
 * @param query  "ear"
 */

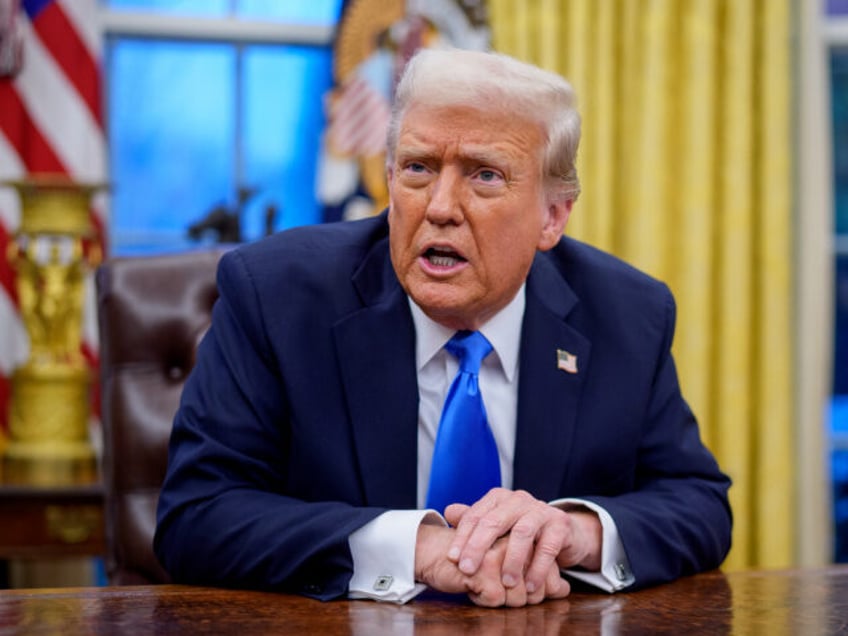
xmin=537 ymin=197 xmax=574 ymax=251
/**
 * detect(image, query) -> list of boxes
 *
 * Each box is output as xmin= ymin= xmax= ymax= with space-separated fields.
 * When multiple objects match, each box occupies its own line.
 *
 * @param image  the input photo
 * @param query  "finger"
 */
xmin=502 ymin=575 xmax=528 ymax=607
xmin=448 ymin=489 xmax=508 ymax=569
xmin=522 ymin=513 xmax=570 ymax=594
xmin=465 ymin=573 xmax=507 ymax=608
xmin=463 ymin=533 xmax=510 ymax=607
xmin=544 ymin=565 xmax=571 ymax=600
xmin=526 ymin=563 xmax=570 ymax=605
xmin=443 ymin=503 xmax=471 ymax=528
xmin=467 ymin=588 xmax=506 ymax=608
xmin=499 ymin=508 xmax=546 ymax=588
xmin=454 ymin=490 xmax=535 ymax=574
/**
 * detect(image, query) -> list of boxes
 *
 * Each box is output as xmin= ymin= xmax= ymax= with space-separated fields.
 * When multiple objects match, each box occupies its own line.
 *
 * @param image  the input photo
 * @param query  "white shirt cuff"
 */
xmin=550 ymin=498 xmax=635 ymax=592
xmin=347 ymin=509 xmax=446 ymax=603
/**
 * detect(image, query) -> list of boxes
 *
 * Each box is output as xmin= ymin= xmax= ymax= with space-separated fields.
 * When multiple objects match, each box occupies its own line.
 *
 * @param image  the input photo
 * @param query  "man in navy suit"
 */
xmin=154 ymin=48 xmax=731 ymax=607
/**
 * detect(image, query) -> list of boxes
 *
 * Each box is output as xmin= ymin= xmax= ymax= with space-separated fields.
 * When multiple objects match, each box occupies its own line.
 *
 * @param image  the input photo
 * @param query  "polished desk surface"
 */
xmin=1 ymin=567 xmax=847 ymax=635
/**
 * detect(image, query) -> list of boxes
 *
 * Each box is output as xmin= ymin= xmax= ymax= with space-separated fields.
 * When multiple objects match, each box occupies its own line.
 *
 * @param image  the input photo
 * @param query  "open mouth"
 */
xmin=424 ymin=247 xmax=466 ymax=267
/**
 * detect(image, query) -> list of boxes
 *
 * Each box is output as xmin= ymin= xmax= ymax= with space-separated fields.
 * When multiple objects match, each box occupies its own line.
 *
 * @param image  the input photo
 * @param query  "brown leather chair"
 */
xmin=96 ymin=248 xmax=226 ymax=584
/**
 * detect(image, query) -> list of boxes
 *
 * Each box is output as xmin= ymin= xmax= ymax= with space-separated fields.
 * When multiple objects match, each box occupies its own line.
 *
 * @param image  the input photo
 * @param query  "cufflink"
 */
xmin=373 ymin=575 xmax=394 ymax=591
xmin=614 ymin=563 xmax=629 ymax=581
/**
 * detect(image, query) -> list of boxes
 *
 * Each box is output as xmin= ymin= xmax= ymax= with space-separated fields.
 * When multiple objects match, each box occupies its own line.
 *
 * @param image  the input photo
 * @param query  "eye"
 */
xmin=397 ymin=160 xmax=432 ymax=187
xmin=475 ymin=168 xmax=504 ymax=184
xmin=404 ymin=161 xmax=428 ymax=173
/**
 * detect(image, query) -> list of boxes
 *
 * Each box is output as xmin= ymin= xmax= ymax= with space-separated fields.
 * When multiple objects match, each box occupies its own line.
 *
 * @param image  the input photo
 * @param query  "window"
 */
xmin=102 ymin=0 xmax=342 ymax=254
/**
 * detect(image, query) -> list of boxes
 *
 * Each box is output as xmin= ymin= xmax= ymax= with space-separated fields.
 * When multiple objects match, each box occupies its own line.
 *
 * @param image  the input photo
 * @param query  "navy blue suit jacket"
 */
xmin=154 ymin=213 xmax=731 ymax=600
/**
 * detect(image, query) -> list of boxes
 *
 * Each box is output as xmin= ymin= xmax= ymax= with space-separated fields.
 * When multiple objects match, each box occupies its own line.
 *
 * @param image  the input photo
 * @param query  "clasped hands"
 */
xmin=414 ymin=488 xmax=602 ymax=607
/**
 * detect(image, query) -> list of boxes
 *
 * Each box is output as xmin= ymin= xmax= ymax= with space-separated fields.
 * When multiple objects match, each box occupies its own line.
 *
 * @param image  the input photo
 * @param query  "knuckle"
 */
xmin=478 ymin=514 xmax=502 ymax=531
xmin=475 ymin=587 xmax=504 ymax=608
xmin=511 ymin=518 xmax=539 ymax=540
xmin=463 ymin=508 xmax=484 ymax=524
xmin=505 ymin=590 xmax=527 ymax=608
xmin=536 ymin=538 xmax=563 ymax=560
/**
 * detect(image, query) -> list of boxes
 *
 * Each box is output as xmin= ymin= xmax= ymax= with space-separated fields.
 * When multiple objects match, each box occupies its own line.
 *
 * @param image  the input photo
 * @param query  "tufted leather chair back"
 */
xmin=96 ymin=248 xmax=226 ymax=585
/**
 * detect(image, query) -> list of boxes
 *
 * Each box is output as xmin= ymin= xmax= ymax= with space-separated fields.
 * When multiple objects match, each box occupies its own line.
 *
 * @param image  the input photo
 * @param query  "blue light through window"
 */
xmin=108 ymin=40 xmax=236 ymax=252
xmin=105 ymin=0 xmax=342 ymax=23
xmin=105 ymin=1 xmax=340 ymax=254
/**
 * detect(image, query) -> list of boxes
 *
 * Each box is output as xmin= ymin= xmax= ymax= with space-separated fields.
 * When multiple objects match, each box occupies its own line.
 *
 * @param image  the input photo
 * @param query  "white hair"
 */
xmin=386 ymin=48 xmax=581 ymax=199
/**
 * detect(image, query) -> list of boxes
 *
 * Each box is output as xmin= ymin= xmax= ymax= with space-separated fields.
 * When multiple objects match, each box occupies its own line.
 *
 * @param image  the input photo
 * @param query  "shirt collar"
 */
xmin=408 ymin=284 xmax=525 ymax=383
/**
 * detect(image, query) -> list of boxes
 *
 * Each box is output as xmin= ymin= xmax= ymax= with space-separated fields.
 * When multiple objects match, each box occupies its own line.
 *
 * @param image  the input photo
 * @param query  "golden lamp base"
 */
xmin=4 ymin=363 xmax=97 ymax=486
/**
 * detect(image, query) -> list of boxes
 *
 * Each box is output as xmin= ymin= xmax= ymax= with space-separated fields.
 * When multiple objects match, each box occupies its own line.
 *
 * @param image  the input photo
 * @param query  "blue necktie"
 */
xmin=426 ymin=331 xmax=501 ymax=512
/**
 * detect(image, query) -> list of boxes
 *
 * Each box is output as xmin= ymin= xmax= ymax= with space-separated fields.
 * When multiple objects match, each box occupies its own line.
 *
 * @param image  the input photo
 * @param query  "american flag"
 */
xmin=0 ymin=0 xmax=105 ymax=440
xmin=326 ymin=74 xmax=392 ymax=158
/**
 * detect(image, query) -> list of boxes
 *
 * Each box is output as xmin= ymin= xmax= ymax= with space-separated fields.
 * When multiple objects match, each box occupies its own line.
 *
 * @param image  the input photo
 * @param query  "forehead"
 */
xmin=395 ymin=103 xmax=544 ymax=159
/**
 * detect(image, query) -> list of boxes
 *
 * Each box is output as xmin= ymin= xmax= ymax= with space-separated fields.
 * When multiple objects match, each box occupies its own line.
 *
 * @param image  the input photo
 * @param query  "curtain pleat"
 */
xmin=753 ymin=0 xmax=793 ymax=566
xmin=489 ymin=0 xmax=797 ymax=570
xmin=715 ymin=0 xmax=757 ymax=567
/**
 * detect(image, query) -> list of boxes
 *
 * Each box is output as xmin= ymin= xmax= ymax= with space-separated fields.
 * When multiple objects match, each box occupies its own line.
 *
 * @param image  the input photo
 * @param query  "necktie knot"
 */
xmin=445 ymin=331 xmax=492 ymax=375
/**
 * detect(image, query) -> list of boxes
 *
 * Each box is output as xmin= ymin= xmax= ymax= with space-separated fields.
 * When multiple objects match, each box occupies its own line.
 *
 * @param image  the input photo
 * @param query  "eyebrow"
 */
xmin=395 ymin=143 xmax=512 ymax=168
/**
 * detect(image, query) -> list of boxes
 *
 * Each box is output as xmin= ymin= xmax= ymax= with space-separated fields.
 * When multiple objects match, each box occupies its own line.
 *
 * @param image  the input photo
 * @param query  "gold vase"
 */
xmin=2 ymin=175 xmax=103 ymax=485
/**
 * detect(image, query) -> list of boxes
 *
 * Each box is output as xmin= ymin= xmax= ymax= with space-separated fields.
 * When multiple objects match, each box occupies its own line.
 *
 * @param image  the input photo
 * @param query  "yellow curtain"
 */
xmin=489 ymin=0 xmax=793 ymax=570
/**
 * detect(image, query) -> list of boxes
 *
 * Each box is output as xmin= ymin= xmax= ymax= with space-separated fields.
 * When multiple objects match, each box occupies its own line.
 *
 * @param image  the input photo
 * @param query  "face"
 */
xmin=387 ymin=103 xmax=573 ymax=331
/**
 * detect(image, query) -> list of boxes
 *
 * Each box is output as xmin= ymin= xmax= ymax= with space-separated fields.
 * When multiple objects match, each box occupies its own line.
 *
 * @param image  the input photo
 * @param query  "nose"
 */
xmin=424 ymin=168 xmax=464 ymax=225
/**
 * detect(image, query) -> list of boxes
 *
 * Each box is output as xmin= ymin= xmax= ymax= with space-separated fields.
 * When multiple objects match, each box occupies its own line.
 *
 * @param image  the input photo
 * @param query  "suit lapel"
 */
xmin=513 ymin=254 xmax=590 ymax=501
xmin=333 ymin=238 xmax=419 ymax=509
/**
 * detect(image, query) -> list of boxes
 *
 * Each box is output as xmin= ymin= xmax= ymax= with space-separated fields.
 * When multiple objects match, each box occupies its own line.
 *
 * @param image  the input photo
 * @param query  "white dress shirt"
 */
xmin=348 ymin=286 xmax=634 ymax=602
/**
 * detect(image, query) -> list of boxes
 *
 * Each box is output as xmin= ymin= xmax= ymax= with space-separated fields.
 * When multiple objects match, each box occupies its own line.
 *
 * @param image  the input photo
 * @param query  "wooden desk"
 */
xmin=0 ymin=483 xmax=105 ymax=560
xmin=0 ymin=566 xmax=846 ymax=634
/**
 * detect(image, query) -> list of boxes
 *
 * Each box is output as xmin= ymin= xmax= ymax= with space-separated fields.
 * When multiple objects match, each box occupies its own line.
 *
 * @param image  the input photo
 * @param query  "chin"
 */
xmin=416 ymin=301 xmax=480 ymax=331
xmin=405 ymin=280 xmax=481 ymax=325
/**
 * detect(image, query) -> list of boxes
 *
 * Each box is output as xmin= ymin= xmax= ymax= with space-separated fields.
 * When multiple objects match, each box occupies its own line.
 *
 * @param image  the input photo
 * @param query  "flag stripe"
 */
xmin=14 ymin=15 xmax=104 ymax=180
xmin=328 ymin=76 xmax=391 ymax=156
xmin=0 ymin=224 xmax=17 ymax=306
xmin=0 ymin=133 xmax=22 ymax=306
xmin=0 ymin=378 xmax=10 ymax=430
xmin=0 ymin=132 xmax=24 ymax=227
xmin=0 ymin=84 xmax=67 ymax=173
xmin=60 ymin=0 xmax=101 ymax=61
xmin=31 ymin=1 xmax=102 ymax=126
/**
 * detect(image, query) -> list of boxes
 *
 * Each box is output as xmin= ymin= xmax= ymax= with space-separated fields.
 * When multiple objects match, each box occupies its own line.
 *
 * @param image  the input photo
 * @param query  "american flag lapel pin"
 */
xmin=556 ymin=349 xmax=578 ymax=374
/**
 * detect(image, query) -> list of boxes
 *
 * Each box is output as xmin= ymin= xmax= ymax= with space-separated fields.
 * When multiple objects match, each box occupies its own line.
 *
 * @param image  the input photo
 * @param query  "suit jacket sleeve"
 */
xmin=518 ymin=242 xmax=732 ymax=590
xmin=580 ymin=289 xmax=732 ymax=588
xmin=153 ymin=246 xmax=387 ymax=601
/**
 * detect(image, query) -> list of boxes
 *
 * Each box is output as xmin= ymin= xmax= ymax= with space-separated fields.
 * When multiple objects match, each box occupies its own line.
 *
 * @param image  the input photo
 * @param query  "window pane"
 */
xmin=108 ymin=40 xmax=236 ymax=253
xmin=105 ymin=0 xmax=344 ymax=21
xmin=236 ymin=0 xmax=344 ymax=24
xmin=105 ymin=0 xmax=229 ymax=16
xmin=240 ymin=45 xmax=334 ymax=240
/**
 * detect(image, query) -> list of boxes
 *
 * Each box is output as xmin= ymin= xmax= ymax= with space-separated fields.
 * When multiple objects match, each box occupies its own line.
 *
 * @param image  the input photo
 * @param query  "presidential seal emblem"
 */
xmin=317 ymin=0 xmax=490 ymax=222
